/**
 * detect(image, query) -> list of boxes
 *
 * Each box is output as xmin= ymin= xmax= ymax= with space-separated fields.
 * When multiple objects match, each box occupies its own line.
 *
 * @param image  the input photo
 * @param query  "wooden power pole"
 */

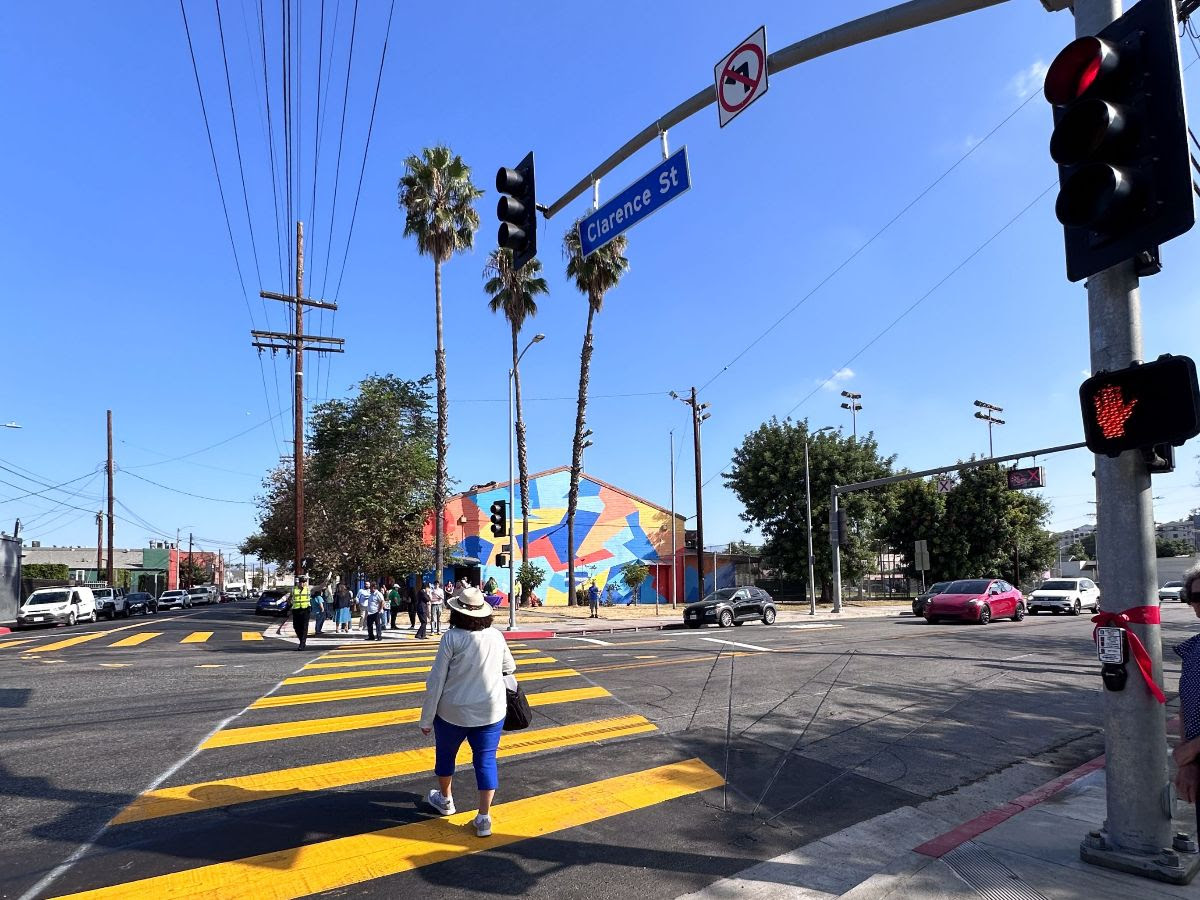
xmin=95 ymin=511 xmax=103 ymax=581
xmin=252 ymin=222 xmax=344 ymax=581
xmin=106 ymin=409 xmax=115 ymax=587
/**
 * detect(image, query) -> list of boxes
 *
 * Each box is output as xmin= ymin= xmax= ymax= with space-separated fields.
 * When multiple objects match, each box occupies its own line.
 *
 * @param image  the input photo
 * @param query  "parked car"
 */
xmin=17 ymin=587 xmax=98 ymax=627
xmin=1159 ymin=581 xmax=1186 ymax=602
xmin=124 ymin=592 xmax=157 ymax=615
xmin=255 ymin=588 xmax=291 ymax=616
xmin=683 ymin=586 xmax=777 ymax=628
xmin=912 ymin=581 xmax=951 ymax=617
xmin=1027 ymin=577 xmax=1100 ymax=616
xmin=91 ymin=587 xmax=130 ymax=620
xmin=924 ymin=578 xmax=1025 ymax=625
xmin=188 ymin=586 xmax=217 ymax=606
xmin=158 ymin=589 xmax=192 ymax=610
xmin=225 ymin=586 xmax=244 ymax=600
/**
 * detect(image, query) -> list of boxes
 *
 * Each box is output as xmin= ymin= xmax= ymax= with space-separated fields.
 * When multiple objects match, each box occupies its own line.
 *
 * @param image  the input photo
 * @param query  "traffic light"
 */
xmin=836 ymin=509 xmax=850 ymax=548
xmin=1043 ymin=0 xmax=1194 ymax=282
xmin=496 ymin=152 xmax=537 ymax=271
xmin=489 ymin=499 xmax=508 ymax=538
xmin=1079 ymin=354 xmax=1200 ymax=457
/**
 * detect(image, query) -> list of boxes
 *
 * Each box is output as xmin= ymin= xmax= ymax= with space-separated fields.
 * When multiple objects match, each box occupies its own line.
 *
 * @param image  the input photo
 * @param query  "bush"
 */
xmin=24 ymin=563 xmax=69 ymax=580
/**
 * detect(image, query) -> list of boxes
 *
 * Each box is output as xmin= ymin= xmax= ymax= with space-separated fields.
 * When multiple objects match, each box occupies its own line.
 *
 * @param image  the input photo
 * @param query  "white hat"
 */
xmin=446 ymin=586 xmax=491 ymax=617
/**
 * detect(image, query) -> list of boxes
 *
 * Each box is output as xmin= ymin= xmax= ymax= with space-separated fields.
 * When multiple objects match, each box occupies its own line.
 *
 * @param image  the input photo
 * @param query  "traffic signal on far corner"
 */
xmin=1043 ymin=0 xmax=1194 ymax=282
xmin=496 ymin=151 xmax=537 ymax=271
xmin=836 ymin=509 xmax=850 ymax=548
xmin=1080 ymin=355 xmax=1200 ymax=457
xmin=489 ymin=499 xmax=508 ymax=538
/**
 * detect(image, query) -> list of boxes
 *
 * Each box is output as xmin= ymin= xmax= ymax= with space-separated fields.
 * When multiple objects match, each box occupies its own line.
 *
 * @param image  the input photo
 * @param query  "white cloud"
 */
xmin=819 ymin=367 xmax=855 ymax=392
xmin=1008 ymin=60 xmax=1049 ymax=99
xmin=1080 ymin=369 xmax=1091 ymax=378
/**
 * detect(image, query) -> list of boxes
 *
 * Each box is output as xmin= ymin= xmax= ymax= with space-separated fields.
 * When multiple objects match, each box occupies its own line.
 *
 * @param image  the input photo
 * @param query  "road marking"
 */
xmin=114 ymin=714 xmax=655 ymax=825
xmin=699 ymin=637 xmax=774 ymax=652
xmin=98 ymin=663 xmax=130 ymax=668
xmin=181 ymin=632 xmax=213 ymax=644
xmin=195 ymin=664 xmax=225 ymax=669
xmin=254 ymin=666 xmax=581 ymax=709
xmin=241 ymin=632 xmax=264 ymax=642
xmin=281 ymin=656 xmax=558 ymax=686
xmin=0 ymin=638 xmax=38 ymax=650
xmin=65 ymin=759 xmax=721 ymax=899
xmin=634 ymin=655 xmax=658 ymax=659
xmin=30 ymin=631 xmax=130 ymax=654
xmin=303 ymin=648 xmax=543 ymax=669
xmin=108 ymin=632 xmax=162 ymax=648
xmin=558 ymin=636 xmax=612 ymax=646
xmin=782 ymin=623 xmax=845 ymax=630
xmin=204 ymin=685 xmax=610 ymax=749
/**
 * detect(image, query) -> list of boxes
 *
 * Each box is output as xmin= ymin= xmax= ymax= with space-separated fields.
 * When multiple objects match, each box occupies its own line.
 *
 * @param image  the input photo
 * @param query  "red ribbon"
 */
xmin=1092 ymin=606 xmax=1166 ymax=704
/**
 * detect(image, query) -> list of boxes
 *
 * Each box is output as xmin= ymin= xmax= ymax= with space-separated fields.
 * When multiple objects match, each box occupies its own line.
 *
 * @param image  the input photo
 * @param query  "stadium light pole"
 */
xmin=839 ymin=391 xmax=862 ymax=438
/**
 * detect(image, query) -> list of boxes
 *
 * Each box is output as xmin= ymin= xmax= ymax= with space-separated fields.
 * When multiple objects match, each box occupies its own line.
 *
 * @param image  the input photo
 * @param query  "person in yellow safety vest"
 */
xmin=290 ymin=575 xmax=312 ymax=650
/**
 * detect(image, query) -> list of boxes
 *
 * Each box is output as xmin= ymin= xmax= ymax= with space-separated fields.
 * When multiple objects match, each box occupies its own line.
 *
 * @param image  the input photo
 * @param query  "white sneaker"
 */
xmin=426 ymin=789 xmax=455 ymax=816
xmin=474 ymin=814 xmax=492 ymax=837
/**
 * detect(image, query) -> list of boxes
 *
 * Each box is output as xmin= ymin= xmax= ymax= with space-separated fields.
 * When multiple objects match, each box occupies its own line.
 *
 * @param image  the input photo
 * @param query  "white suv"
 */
xmin=1027 ymin=578 xmax=1100 ymax=616
xmin=158 ymin=589 xmax=191 ymax=610
xmin=188 ymin=586 xmax=217 ymax=606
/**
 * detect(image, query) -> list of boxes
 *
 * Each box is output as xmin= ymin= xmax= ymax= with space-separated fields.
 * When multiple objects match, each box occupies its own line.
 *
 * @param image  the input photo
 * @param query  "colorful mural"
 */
xmin=426 ymin=467 xmax=684 ymax=606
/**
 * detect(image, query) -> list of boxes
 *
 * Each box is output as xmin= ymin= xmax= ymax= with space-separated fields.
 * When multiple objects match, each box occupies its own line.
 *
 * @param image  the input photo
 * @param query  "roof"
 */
xmin=21 ymin=547 xmax=147 ymax=569
xmin=450 ymin=465 xmax=684 ymax=521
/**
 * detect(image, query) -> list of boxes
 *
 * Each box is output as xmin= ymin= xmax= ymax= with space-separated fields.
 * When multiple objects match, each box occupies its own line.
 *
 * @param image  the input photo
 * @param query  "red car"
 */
xmin=923 ymin=578 xmax=1025 ymax=624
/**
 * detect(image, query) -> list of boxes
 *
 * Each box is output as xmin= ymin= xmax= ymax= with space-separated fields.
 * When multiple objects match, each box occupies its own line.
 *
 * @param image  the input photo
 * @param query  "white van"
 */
xmin=17 ymin=587 xmax=98 ymax=627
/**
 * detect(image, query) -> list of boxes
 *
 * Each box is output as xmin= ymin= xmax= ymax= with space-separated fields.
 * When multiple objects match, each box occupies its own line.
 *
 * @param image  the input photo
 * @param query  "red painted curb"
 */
xmin=501 ymin=630 xmax=554 ymax=641
xmin=0 ymin=626 xmax=11 ymax=635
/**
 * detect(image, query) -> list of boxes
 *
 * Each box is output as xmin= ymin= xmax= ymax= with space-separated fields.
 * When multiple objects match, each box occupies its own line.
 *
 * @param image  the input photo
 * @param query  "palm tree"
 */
xmin=483 ymin=249 xmax=548 ymax=566
xmin=398 ymin=146 xmax=483 ymax=584
xmin=562 ymin=224 xmax=629 ymax=605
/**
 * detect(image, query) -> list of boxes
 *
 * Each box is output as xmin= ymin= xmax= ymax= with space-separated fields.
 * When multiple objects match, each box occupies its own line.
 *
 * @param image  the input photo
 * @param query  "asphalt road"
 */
xmin=0 ymin=600 xmax=1194 ymax=899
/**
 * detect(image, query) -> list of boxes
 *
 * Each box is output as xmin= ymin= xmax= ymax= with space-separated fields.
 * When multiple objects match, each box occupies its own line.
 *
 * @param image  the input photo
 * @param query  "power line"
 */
xmin=0 ymin=469 xmax=100 ymax=505
xmin=123 ymin=410 xmax=285 ymax=469
xmin=318 ymin=0 xmax=360 ymax=298
xmin=118 ymin=467 xmax=255 ymax=505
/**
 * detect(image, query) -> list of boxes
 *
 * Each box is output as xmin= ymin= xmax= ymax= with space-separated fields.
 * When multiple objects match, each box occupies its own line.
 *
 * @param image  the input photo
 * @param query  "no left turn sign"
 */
xmin=714 ymin=25 xmax=768 ymax=128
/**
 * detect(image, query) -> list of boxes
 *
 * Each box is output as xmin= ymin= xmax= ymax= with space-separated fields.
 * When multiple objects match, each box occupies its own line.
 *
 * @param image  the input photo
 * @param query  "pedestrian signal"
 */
xmin=1079 ymin=355 xmax=1200 ymax=457
xmin=489 ymin=500 xmax=508 ymax=538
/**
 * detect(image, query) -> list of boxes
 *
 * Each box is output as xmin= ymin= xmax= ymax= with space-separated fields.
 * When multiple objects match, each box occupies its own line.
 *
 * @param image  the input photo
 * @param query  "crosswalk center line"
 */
xmin=55 ymin=758 xmax=723 ymax=900
xmin=113 ymin=714 xmax=657 ymax=825
xmin=241 ymin=632 xmax=264 ymax=642
xmin=108 ymin=632 xmax=162 ymax=648
xmin=281 ymin=656 xmax=558 ymax=686
xmin=304 ymin=648 xmax=543 ymax=668
xmin=253 ymin=666 xmax=581 ymax=709
xmin=203 ymin=685 xmax=610 ymax=749
xmin=181 ymin=632 xmax=213 ymax=644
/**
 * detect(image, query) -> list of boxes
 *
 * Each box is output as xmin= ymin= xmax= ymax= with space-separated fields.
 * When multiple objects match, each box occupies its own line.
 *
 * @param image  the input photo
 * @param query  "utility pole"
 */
xmin=95 ymin=511 xmax=103 ymax=582
xmin=106 ymin=409 xmax=114 ymax=587
xmin=973 ymin=399 xmax=1005 ymax=457
xmin=671 ymin=389 xmax=710 ymax=596
xmin=253 ymin=222 xmax=344 ymax=582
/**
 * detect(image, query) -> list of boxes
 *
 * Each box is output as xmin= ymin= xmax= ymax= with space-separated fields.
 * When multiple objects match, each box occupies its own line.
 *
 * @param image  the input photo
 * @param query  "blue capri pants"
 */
xmin=433 ymin=716 xmax=505 ymax=790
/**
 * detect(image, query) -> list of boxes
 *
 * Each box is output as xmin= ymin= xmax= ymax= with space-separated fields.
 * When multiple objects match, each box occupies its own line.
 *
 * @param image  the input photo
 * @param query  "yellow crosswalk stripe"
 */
xmin=326 ymin=641 xmax=527 ymax=654
xmin=180 ymin=632 xmax=212 ymax=644
xmin=31 ymin=631 xmax=119 ymax=653
xmin=204 ymin=685 xmax=609 ymax=749
xmin=241 ymin=632 xmax=264 ymax=642
xmin=108 ymin=632 xmax=162 ymax=648
xmin=253 ymin=666 xmax=581 ymax=709
xmin=281 ymin=656 xmax=558 ymax=686
xmin=0 ymin=638 xmax=38 ymax=650
xmin=113 ymin=714 xmax=656 ymax=825
xmin=59 ymin=758 xmax=722 ymax=899
xmin=307 ymin=648 xmax=543 ymax=667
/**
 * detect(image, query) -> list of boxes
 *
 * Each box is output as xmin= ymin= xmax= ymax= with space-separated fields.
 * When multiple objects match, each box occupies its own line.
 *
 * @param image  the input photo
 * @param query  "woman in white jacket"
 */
xmin=420 ymin=586 xmax=517 ymax=837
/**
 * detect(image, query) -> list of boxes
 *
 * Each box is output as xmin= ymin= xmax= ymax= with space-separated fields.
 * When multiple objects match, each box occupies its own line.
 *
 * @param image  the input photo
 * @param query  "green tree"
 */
xmin=23 ymin=563 xmax=69 ymax=580
xmin=1080 ymin=532 xmax=1097 ymax=558
xmin=516 ymin=560 xmax=547 ymax=605
xmin=1157 ymin=536 xmax=1194 ymax=557
xmin=620 ymin=560 xmax=649 ymax=605
xmin=178 ymin=557 xmax=207 ymax=589
xmin=483 ymin=248 xmax=548 ymax=564
xmin=1066 ymin=541 xmax=1087 ymax=561
xmin=562 ymin=224 xmax=629 ymax=604
xmin=724 ymin=419 xmax=895 ymax=600
xmin=398 ymin=146 xmax=483 ymax=584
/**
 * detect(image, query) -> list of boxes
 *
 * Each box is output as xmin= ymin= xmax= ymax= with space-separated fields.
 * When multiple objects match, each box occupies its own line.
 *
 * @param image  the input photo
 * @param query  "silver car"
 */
xmin=1027 ymin=578 xmax=1100 ymax=616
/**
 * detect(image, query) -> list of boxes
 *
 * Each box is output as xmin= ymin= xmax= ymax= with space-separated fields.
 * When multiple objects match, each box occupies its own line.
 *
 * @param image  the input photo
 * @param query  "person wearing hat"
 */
xmin=289 ymin=576 xmax=312 ymax=650
xmin=420 ymin=586 xmax=517 ymax=838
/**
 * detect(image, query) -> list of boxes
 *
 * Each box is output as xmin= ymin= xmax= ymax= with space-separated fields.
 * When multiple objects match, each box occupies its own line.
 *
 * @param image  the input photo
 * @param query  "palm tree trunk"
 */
xmin=433 ymin=258 xmax=447 ymax=586
xmin=512 ymin=321 xmax=530 ymax=573
xmin=567 ymin=303 xmax=596 ymax=607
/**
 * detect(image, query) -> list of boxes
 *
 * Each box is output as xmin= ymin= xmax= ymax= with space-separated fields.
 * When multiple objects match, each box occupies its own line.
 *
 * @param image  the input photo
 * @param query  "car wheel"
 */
xmin=978 ymin=604 xmax=992 ymax=625
xmin=67 ymin=611 xmax=77 ymax=626
xmin=1013 ymin=603 xmax=1026 ymax=622
xmin=1070 ymin=600 xmax=1081 ymax=616
xmin=762 ymin=607 xmax=776 ymax=625
xmin=718 ymin=609 xmax=734 ymax=628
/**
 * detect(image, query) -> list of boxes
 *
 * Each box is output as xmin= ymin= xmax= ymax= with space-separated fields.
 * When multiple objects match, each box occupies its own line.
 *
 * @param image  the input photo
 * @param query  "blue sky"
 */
xmin=3 ymin=0 xmax=1199 ymax=562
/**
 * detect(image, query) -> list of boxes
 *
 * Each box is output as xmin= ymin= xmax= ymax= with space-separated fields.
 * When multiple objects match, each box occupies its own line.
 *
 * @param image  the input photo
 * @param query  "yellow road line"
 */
xmin=0 ymin=638 xmax=38 ymax=650
xmin=30 ymin=631 xmax=123 ymax=653
xmin=308 ymin=648 xmax=542 ymax=667
xmin=241 ymin=632 xmax=264 ymax=642
xmin=181 ymin=632 xmax=213 ymax=644
xmin=108 ymin=633 xmax=162 ymax=648
xmin=282 ymin=656 xmax=558 ymax=686
xmin=114 ymin=714 xmax=655 ymax=825
xmin=205 ymin=685 xmax=609 ymax=749
xmin=61 ymin=759 xmax=721 ymax=899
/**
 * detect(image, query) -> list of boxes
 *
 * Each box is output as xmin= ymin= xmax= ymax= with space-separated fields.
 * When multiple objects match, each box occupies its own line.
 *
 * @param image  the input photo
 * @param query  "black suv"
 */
xmin=125 ymin=592 xmax=157 ymax=615
xmin=684 ymin=586 xmax=777 ymax=628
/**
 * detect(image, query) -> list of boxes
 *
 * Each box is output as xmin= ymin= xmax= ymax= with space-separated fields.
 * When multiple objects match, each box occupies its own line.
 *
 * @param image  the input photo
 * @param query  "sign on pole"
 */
xmin=914 ymin=540 xmax=930 ymax=572
xmin=935 ymin=474 xmax=957 ymax=494
xmin=714 ymin=26 xmax=769 ymax=127
xmin=577 ymin=146 xmax=691 ymax=257
xmin=1006 ymin=466 xmax=1046 ymax=490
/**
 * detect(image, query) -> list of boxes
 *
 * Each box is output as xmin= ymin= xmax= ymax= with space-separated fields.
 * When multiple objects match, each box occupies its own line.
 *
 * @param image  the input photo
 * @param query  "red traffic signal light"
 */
xmin=1044 ymin=0 xmax=1194 ymax=282
xmin=1080 ymin=355 xmax=1200 ymax=457
xmin=489 ymin=499 xmax=508 ymax=538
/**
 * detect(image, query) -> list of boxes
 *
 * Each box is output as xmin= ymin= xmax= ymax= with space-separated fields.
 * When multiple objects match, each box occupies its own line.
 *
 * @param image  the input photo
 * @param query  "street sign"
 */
xmin=715 ymin=26 xmax=769 ymax=127
xmin=1096 ymin=626 xmax=1125 ymax=664
xmin=914 ymin=540 xmax=930 ymax=572
xmin=1007 ymin=466 xmax=1046 ymax=490
xmin=577 ymin=146 xmax=691 ymax=257
xmin=935 ymin=474 xmax=957 ymax=494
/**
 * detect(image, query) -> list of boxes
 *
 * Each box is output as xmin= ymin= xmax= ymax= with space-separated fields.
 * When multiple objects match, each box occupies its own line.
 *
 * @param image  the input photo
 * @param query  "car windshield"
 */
xmin=188 ymin=588 xmax=208 ymax=595
xmin=701 ymin=589 xmax=738 ymax=603
xmin=128 ymin=593 xmax=149 ymax=601
xmin=1039 ymin=580 xmax=1079 ymax=591
xmin=162 ymin=591 xmax=185 ymax=598
xmin=924 ymin=582 xmax=950 ymax=595
xmin=26 ymin=590 xmax=69 ymax=605
xmin=93 ymin=589 xmax=112 ymax=598
xmin=944 ymin=580 xmax=992 ymax=595
xmin=1165 ymin=582 xmax=1184 ymax=588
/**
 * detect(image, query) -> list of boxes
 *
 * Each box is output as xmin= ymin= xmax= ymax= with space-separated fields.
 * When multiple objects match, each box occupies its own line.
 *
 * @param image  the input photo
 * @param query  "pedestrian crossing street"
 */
xmin=46 ymin=636 xmax=724 ymax=898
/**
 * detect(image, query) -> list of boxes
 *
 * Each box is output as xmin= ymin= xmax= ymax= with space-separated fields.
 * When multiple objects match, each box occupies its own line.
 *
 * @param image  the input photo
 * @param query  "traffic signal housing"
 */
xmin=1079 ymin=354 xmax=1200 ymax=457
xmin=496 ymin=152 xmax=537 ymax=271
xmin=489 ymin=499 xmax=508 ymax=538
xmin=836 ymin=509 xmax=850 ymax=548
xmin=1043 ymin=0 xmax=1194 ymax=282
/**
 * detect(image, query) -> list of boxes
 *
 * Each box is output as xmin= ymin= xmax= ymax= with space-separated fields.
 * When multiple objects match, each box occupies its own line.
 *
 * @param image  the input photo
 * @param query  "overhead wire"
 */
xmin=118 ymin=468 xmax=255 ymax=505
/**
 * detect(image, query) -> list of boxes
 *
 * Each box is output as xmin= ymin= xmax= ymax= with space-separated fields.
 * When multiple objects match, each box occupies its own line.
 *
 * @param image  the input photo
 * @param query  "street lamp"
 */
xmin=839 ymin=391 xmax=862 ymax=439
xmin=508 ymin=333 xmax=545 ymax=631
xmin=805 ymin=426 xmax=835 ymax=615
xmin=2 ymin=422 xmax=21 ymax=429
xmin=973 ymin=400 xmax=1005 ymax=457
